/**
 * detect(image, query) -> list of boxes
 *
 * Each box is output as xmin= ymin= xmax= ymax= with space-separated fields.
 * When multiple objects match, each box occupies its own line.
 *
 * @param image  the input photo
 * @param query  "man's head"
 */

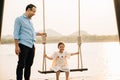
xmin=25 ymin=4 xmax=36 ymax=18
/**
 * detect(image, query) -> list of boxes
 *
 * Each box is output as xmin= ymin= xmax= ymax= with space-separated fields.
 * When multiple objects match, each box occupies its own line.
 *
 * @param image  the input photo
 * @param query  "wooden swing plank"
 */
xmin=38 ymin=68 xmax=88 ymax=74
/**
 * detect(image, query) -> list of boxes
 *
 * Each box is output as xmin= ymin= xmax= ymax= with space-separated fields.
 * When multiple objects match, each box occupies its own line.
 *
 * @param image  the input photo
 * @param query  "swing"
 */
xmin=38 ymin=0 xmax=88 ymax=74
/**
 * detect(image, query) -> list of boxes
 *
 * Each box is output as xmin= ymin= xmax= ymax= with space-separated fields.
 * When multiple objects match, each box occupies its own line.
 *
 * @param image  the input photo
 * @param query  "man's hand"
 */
xmin=37 ymin=32 xmax=47 ymax=37
xmin=14 ymin=39 xmax=21 ymax=55
xmin=42 ymin=32 xmax=47 ymax=37
xmin=15 ymin=45 xmax=21 ymax=55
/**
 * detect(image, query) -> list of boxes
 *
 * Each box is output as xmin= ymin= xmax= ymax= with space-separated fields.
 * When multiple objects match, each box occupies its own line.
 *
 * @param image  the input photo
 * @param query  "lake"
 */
xmin=0 ymin=42 xmax=120 ymax=80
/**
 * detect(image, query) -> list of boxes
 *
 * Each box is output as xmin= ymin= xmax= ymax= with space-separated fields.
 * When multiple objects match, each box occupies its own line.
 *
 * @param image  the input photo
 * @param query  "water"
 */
xmin=0 ymin=42 xmax=120 ymax=80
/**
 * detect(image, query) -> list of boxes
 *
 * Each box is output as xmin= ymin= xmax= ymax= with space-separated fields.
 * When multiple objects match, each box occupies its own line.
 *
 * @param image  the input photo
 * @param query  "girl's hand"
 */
xmin=44 ymin=53 xmax=47 ymax=58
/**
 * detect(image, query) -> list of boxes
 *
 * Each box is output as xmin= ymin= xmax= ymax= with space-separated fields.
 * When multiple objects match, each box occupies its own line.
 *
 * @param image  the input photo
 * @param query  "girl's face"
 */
xmin=58 ymin=44 xmax=65 ymax=53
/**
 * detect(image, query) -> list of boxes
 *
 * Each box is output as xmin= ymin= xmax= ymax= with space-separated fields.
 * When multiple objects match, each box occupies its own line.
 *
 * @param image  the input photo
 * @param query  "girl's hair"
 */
xmin=58 ymin=41 xmax=65 ymax=48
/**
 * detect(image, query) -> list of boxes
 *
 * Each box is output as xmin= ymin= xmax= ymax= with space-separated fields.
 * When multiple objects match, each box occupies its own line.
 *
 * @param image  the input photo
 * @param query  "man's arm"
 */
xmin=36 ymin=32 xmax=47 ymax=36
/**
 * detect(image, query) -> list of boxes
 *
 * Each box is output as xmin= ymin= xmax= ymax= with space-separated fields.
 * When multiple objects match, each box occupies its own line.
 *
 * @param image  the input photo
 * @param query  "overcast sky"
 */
xmin=2 ymin=0 xmax=118 ymax=36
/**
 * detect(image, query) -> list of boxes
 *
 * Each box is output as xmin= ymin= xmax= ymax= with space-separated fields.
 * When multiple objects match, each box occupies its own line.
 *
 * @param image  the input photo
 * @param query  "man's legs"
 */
xmin=16 ymin=44 xmax=29 ymax=80
xmin=24 ymin=45 xmax=35 ymax=80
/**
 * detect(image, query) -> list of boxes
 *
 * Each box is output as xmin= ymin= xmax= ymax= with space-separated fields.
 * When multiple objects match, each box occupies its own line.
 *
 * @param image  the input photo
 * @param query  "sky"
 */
xmin=2 ymin=0 xmax=119 ymax=36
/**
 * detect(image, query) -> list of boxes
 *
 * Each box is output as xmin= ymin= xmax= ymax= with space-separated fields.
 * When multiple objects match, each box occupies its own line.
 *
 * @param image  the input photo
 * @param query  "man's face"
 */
xmin=28 ymin=7 xmax=36 ymax=18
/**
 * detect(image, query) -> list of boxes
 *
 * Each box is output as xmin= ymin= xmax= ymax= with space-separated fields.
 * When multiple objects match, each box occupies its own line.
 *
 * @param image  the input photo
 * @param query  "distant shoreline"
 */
xmin=0 ymin=35 xmax=119 ymax=44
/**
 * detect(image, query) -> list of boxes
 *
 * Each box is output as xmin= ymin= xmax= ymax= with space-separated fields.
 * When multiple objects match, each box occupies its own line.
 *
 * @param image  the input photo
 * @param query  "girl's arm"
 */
xmin=45 ymin=54 xmax=53 ymax=60
xmin=70 ymin=52 xmax=79 ymax=56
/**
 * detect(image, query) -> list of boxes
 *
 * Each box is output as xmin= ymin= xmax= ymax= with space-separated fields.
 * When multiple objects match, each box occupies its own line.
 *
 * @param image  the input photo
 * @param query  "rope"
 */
xmin=42 ymin=0 xmax=46 ymax=71
xmin=78 ymin=0 xmax=83 ymax=69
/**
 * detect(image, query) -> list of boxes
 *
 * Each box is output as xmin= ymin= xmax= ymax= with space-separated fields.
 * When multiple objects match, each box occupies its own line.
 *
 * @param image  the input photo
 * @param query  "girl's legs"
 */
xmin=65 ymin=71 xmax=69 ymax=80
xmin=56 ymin=71 xmax=60 ymax=80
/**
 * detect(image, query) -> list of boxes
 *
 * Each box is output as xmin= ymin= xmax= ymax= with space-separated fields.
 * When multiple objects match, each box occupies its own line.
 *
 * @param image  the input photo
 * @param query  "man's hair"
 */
xmin=26 ymin=4 xmax=36 ymax=11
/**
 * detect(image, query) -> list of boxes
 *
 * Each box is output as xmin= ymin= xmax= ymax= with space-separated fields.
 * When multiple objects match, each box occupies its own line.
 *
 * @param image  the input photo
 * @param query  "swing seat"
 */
xmin=38 ymin=68 xmax=88 ymax=74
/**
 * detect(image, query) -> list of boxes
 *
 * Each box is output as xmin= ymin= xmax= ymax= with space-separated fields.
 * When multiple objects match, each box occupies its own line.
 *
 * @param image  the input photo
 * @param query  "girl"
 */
xmin=45 ymin=41 xmax=79 ymax=80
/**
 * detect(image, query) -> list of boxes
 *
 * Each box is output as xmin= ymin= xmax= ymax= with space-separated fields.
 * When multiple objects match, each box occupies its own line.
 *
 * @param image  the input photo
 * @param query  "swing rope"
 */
xmin=42 ymin=0 xmax=46 ymax=72
xmin=77 ymin=0 xmax=83 ymax=69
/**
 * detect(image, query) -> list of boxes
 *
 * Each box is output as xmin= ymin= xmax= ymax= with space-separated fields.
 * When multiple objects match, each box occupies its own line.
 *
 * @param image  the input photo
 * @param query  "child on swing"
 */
xmin=45 ymin=41 xmax=79 ymax=80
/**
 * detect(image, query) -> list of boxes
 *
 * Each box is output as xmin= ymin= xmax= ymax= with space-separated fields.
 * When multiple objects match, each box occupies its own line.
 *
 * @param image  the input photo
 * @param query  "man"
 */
xmin=13 ymin=4 xmax=46 ymax=80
